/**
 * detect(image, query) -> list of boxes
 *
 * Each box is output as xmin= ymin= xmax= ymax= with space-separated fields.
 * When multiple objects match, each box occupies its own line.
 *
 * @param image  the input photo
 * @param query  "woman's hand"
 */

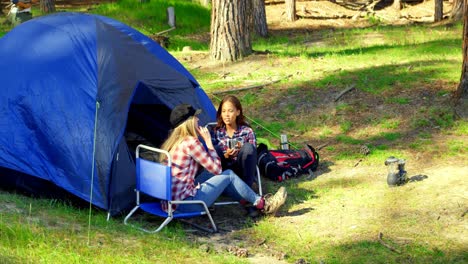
xmin=197 ymin=126 xmax=215 ymax=150
xmin=224 ymin=147 xmax=239 ymax=159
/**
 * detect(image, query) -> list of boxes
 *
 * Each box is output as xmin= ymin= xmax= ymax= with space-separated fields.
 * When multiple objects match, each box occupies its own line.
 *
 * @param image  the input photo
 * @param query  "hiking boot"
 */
xmin=263 ymin=186 xmax=287 ymax=215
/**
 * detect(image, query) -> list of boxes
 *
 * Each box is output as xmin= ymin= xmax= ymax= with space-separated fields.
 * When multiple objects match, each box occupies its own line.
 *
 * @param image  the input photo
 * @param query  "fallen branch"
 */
xmin=378 ymin=232 xmax=402 ymax=254
xmin=212 ymin=75 xmax=292 ymax=95
xmin=296 ymin=14 xmax=354 ymax=19
xmin=353 ymin=159 xmax=362 ymax=167
xmin=334 ymin=84 xmax=356 ymax=102
xmin=155 ymin=26 xmax=176 ymax=36
xmin=316 ymin=142 xmax=329 ymax=151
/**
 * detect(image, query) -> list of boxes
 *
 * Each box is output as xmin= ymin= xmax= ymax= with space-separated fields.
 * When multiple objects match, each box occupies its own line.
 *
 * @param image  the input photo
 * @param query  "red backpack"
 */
xmin=257 ymin=143 xmax=320 ymax=182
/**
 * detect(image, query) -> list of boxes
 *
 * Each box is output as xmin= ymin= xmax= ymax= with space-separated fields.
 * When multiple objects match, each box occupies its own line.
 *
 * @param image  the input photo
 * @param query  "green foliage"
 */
xmin=339 ymin=120 xmax=352 ymax=133
xmin=256 ymin=137 xmax=274 ymax=149
xmin=380 ymin=119 xmax=401 ymax=129
xmin=429 ymin=107 xmax=454 ymax=128
xmin=374 ymin=132 xmax=402 ymax=141
xmin=335 ymin=103 xmax=350 ymax=112
xmin=366 ymin=14 xmax=382 ymax=26
xmin=385 ymin=97 xmax=411 ymax=104
xmin=336 ymin=135 xmax=363 ymax=145
xmin=451 ymin=120 xmax=468 ymax=135
xmin=91 ymin=0 xmax=211 ymax=49
xmin=409 ymin=138 xmax=433 ymax=150
xmin=447 ymin=139 xmax=467 ymax=155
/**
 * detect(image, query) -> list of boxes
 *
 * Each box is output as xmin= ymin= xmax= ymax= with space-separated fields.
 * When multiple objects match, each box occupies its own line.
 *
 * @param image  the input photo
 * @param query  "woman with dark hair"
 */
xmin=213 ymin=95 xmax=258 ymax=190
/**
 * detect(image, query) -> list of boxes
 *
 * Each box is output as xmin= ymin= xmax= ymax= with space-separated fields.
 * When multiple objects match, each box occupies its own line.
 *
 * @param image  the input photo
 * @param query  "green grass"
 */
xmin=1 ymin=1 xmax=467 ymax=264
xmin=0 ymin=191 xmax=243 ymax=264
xmin=91 ymin=0 xmax=211 ymax=50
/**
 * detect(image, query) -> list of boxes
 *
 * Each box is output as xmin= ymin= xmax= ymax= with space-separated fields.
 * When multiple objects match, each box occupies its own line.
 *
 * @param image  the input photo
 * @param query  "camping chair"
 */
xmin=124 ymin=144 xmax=217 ymax=233
xmin=204 ymin=123 xmax=263 ymax=206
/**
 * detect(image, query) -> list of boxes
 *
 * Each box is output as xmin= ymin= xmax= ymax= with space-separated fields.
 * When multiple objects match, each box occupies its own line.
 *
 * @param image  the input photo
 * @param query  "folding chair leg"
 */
xmin=149 ymin=217 xmax=174 ymax=233
xmin=123 ymin=205 xmax=141 ymax=226
xmin=125 ymin=205 xmax=176 ymax=233
xmin=205 ymin=211 xmax=217 ymax=233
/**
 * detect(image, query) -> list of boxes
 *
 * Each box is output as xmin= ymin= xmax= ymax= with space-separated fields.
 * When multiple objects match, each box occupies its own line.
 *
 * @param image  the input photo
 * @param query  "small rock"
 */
xmin=295 ymin=258 xmax=311 ymax=264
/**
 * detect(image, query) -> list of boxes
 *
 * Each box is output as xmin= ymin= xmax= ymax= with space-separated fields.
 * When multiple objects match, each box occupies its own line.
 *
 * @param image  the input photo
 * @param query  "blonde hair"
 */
xmin=160 ymin=117 xmax=198 ymax=161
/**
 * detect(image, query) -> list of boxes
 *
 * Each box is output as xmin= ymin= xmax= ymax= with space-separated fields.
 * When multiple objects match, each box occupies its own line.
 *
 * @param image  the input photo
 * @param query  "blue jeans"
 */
xmin=176 ymin=169 xmax=260 ymax=213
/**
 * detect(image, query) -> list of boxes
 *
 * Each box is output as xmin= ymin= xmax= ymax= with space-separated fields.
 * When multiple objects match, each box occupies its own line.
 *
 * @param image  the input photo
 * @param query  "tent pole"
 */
xmin=87 ymin=101 xmax=100 ymax=246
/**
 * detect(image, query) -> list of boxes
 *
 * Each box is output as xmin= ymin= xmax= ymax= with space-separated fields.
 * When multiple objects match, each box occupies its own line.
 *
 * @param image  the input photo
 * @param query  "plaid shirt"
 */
xmin=214 ymin=125 xmax=256 ymax=160
xmin=163 ymin=136 xmax=221 ymax=211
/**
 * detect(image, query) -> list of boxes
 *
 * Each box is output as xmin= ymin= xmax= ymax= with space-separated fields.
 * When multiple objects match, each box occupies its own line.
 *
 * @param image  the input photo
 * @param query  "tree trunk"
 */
xmin=392 ymin=0 xmax=401 ymax=10
xmin=285 ymin=0 xmax=296 ymax=22
xmin=40 ymin=0 xmax=55 ymax=13
xmin=253 ymin=0 xmax=268 ymax=37
xmin=210 ymin=0 xmax=252 ymax=62
xmin=434 ymin=0 xmax=443 ymax=22
xmin=455 ymin=0 xmax=468 ymax=119
xmin=451 ymin=0 xmax=464 ymax=21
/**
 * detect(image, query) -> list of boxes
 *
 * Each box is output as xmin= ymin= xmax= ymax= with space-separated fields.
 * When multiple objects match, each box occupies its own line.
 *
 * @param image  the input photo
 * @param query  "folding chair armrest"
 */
xmin=136 ymin=144 xmax=171 ymax=165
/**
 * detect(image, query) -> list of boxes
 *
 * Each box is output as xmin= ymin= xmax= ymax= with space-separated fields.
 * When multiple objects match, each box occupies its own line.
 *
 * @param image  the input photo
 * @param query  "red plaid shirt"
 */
xmin=163 ymin=136 xmax=221 ymax=211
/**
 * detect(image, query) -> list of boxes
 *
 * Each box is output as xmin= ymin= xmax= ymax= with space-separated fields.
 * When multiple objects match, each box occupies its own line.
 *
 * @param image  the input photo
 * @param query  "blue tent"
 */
xmin=0 ymin=12 xmax=216 ymax=215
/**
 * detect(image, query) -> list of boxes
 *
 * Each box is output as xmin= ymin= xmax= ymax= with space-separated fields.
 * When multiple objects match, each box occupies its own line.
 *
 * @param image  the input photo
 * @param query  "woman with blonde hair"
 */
xmin=159 ymin=103 xmax=287 ymax=215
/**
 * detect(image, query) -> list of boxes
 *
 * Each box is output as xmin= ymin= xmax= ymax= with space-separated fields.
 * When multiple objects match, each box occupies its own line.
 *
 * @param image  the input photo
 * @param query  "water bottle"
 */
xmin=280 ymin=134 xmax=289 ymax=150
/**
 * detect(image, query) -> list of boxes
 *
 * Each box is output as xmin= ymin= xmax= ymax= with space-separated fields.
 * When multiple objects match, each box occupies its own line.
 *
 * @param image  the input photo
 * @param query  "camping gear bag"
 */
xmin=257 ymin=143 xmax=319 ymax=182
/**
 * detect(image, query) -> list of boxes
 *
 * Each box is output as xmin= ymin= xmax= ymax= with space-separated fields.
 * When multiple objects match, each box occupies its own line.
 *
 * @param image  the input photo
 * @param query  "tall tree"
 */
xmin=455 ymin=0 xmax=468 ymax=118
xmin=40 ymin=0 xmax=55 ymax=13
xmin=253 ymin=0 xmax=268 ymax=37
xmin=210 ymin=0 xmax=252 ymax=62
xmin=451 ymin=0 xmax=464 ymax=21
xmin=434 ymin=0 xmax=443 ymax=22
xmin=285 ymin=0 xmax=296 ymax=22
xmin=392 ymin=0 xmax=401 ymax=10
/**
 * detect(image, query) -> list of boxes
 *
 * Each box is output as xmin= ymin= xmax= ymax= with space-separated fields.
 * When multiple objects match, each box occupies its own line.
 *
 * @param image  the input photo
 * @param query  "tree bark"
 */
xmin=451 ymin=0 xmax=464 ymax=21
xmin=455 ymin=0 xmax=468 ymax=119
xmin=392 ymin=0 xmax=401 ymax=11
xmin=434 ymin=0 xmax=443 ymax=22
xmin=40 ymin=0 xmax=55 ymax=13
xmin=210 ymin=0 xmax=252 ymax=62
xmin=253 ymin=0 xmax=268 ymax=37
xmin=285 ymin=0 xmax=296 ymax=22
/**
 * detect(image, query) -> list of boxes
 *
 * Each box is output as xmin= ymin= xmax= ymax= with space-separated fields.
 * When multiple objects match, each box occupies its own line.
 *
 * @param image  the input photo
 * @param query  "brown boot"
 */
xmin=262 ymin=186 xmax=287 ymax=215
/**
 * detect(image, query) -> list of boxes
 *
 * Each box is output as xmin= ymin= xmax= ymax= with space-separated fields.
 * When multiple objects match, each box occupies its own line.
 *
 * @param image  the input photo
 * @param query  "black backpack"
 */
xmin=257 ymin=143 xmax=319 ymax=182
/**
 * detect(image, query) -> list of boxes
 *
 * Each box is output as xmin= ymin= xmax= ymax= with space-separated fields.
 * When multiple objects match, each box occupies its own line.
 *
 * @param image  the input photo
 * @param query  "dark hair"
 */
xmin=215 ymin=95 xmax=250 ymax=130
